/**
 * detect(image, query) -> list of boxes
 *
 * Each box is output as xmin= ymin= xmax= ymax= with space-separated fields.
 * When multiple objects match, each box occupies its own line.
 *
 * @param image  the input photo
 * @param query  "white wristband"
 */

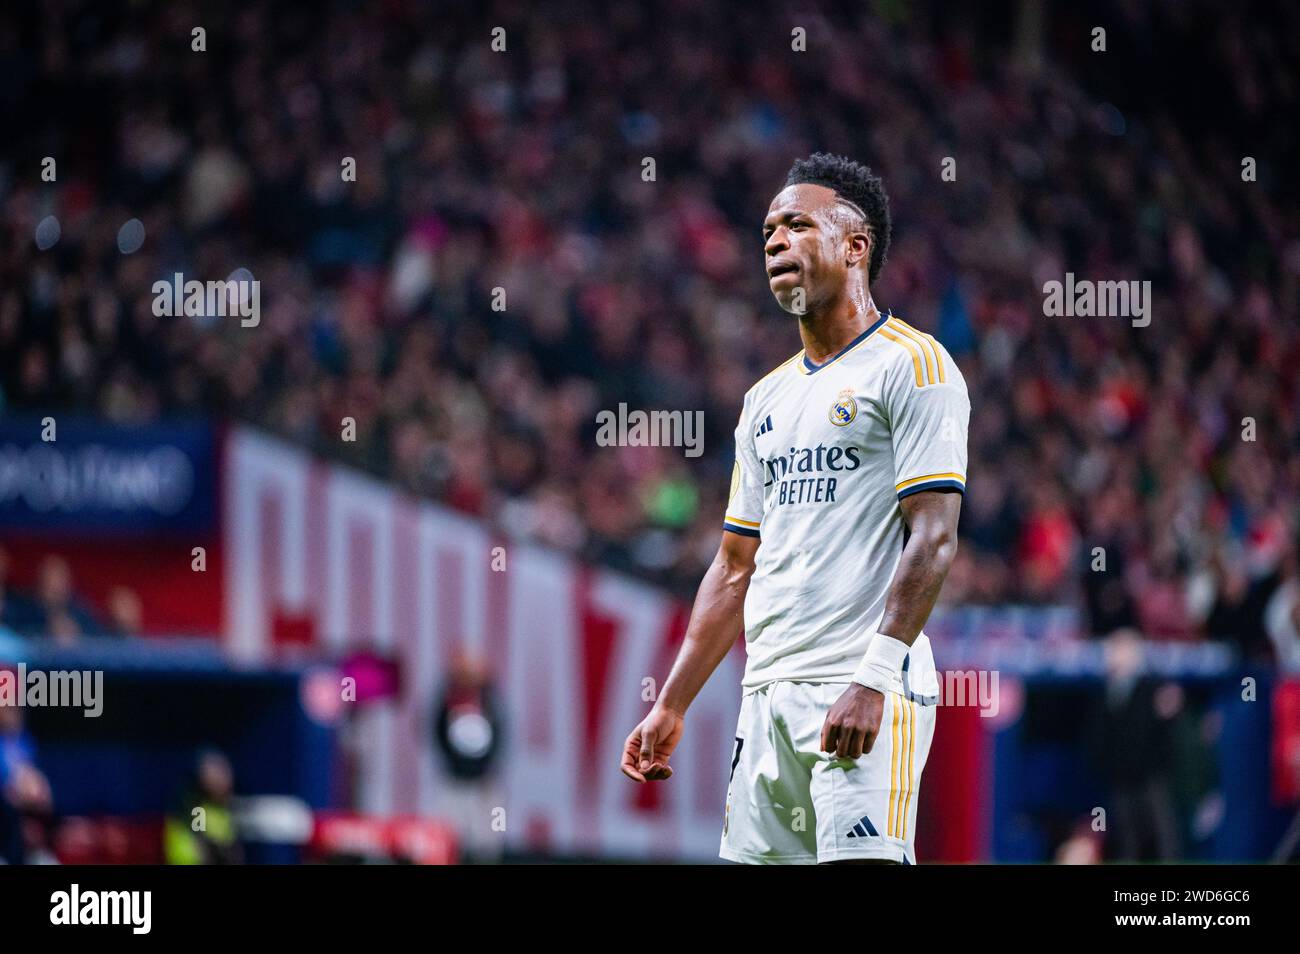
xmin=851 ymin=632 xmax=911 ymax=694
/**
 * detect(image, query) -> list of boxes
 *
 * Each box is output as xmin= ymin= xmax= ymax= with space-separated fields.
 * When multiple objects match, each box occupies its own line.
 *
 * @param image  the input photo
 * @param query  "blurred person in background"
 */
xmin=1264 ymin=538 xmax=1300 ymax=673
xmin=164 ymin=749 xmax=243 ymax=865
xmin=1198 ymin=547 xmax=1276 ymax=661
xmin=433 ymin=651 xmax=504 ymax=862
xmin=105 ymin=587 xmax=144 ymax=639
xmin=1084 ymin=628 xmax=1183 ymax=861
xmin=1079 ymin=490 xmax=1139 ymax=637
xmin=31 ymin=556 xmax=104 ymax=643
xmin=0 ymin=697 xmax=54 ymax=864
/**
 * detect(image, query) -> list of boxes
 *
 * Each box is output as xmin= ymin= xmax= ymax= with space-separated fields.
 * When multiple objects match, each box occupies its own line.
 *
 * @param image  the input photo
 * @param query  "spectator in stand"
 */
xmin=1265 ymin=539 xmax=1300 ymax=673
xmin=29 ymin=556 xmax=105 ymax=643
xmin=1197 ymin=546 xmax=1279 ymax=662
xmin=105 ymin=587 xmax=144 ymax=639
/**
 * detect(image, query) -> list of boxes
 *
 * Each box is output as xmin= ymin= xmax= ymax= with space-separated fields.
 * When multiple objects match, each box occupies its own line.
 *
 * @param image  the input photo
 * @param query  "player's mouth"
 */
xmin=767 ymin=260 xmax=799 ymax=280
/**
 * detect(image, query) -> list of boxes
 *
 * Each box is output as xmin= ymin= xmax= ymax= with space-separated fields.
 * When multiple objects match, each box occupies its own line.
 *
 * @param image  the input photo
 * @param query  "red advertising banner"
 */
xmin=223 ymin=428 xmax=750 ymax=860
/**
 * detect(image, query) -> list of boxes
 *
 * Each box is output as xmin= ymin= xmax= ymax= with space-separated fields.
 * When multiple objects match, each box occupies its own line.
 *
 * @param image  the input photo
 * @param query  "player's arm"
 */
xmin=619 ymin=529 xmax=758 ymax=783
xmin=821 ymin=491 xmax=961 ymax=759
xmin=877 ymin=489 xmax=963 ymax=642
xmin=660 ymin=529 xmax=759 ymax=713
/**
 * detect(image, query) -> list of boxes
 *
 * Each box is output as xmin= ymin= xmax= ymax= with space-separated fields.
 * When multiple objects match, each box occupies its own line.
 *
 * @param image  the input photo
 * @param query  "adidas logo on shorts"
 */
xmin=846 ymin=814 xmax=879 ymax=838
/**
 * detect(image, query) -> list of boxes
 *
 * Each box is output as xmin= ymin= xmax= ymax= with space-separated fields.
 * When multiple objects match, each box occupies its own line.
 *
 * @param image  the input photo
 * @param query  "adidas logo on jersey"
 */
xmin=754 ymin=414 xmax=773 ymax=438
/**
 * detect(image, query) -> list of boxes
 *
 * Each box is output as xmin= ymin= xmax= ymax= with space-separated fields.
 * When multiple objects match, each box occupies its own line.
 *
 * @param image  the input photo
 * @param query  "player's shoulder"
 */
xmin=870 ymin=313 xmax=964 ymax=391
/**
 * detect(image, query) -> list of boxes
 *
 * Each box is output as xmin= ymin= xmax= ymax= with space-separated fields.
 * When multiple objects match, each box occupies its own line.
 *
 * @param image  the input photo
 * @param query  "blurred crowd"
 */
xmin=0 ymin=547 xmax=141 ymax=642
xmin=1 ymin=0 xmax=1298 ymax=659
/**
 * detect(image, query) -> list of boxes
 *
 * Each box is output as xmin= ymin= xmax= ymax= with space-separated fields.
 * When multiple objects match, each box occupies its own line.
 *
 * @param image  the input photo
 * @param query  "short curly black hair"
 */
xmin=785 ymin=153 xmax=891 ymax=284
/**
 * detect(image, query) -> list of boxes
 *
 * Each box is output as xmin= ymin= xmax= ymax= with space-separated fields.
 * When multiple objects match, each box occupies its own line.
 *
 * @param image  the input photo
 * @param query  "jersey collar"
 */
xmin=800 ymin=308 xmax=892 ymax=374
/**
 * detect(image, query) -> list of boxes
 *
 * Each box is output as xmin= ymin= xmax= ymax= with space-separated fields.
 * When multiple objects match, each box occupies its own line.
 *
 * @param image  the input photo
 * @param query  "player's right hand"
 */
xmin=620 ymin=707 xmax=684 ymax=783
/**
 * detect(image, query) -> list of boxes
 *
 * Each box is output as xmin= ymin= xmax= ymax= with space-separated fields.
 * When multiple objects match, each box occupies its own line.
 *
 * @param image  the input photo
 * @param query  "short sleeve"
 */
xmin=883 ymin=333 xmax=970 ymax=500
xmin=723 ymin=400 xmax=764 ymax=537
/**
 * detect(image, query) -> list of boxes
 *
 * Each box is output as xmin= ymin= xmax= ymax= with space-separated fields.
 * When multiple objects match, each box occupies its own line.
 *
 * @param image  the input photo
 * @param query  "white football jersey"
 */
xmin=723 ymin=310 xmax=969 ymax=701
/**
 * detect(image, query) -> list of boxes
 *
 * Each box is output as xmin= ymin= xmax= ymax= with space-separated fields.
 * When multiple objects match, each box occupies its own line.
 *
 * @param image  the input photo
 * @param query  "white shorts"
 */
xmin=719 ymin=680 xmax=937 ymax=864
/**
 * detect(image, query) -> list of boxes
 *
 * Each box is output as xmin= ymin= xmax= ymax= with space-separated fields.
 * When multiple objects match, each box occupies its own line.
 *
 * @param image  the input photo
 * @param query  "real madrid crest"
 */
xmin=828 ymin=387 xmax=857 ymax=426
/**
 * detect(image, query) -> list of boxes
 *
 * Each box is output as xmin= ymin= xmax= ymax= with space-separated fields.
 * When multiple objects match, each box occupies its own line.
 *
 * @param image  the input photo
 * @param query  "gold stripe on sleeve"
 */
xmin=878 ymin=329 xmax=924 ymax=388
xmin=892 ymin=319 xmax=946 ymax=384
xmin=895 ymin=472 xmax=966 ymax=491
xmin=887 ymin=320 xmax=935 ymax=387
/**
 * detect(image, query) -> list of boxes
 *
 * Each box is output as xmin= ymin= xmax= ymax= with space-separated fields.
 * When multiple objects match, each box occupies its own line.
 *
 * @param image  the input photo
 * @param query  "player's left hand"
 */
xmin=821 ymin=683 xmax=885 ymax=760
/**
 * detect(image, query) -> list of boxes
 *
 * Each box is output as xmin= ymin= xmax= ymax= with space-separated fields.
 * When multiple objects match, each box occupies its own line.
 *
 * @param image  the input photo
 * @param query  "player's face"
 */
xmin=762 ymin=184 xmax=853 ymax=315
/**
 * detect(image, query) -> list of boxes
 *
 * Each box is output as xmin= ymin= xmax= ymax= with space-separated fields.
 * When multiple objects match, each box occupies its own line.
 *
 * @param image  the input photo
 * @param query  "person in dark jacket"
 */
xmin=1085 ymin=628 xmax=1183 ymax=860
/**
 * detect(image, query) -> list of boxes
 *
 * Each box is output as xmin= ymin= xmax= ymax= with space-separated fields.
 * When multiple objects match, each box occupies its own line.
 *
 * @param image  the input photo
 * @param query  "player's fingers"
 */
xmin=822 ymin=718 xmax=840 ymax=754
xmin=861 ymin=728 xmax=877 ymax=756
xmin=821 ymin=717 xmax=842 ymax=753
xmin=620 ymin=741 xmax=647 ymax=782
xmin=622 ymin=730 xmax=650 ymax=780
xmin=842 ymin=726 xmax=863 ymax=760
xmin=638 ymin=729 xmax=658 ymax=771
xmin=835 ymin=725 xmax=856 ymax=759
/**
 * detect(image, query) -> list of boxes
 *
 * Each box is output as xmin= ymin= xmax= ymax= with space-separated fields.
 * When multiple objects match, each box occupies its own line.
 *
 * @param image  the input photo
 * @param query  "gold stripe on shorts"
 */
xmin=892 ymin=697 xmax=911 ymax=838
xmin=887 ymin=693 xmax=901 ymax=837
xmin=902 ymin=699 xmax=917 ymax=840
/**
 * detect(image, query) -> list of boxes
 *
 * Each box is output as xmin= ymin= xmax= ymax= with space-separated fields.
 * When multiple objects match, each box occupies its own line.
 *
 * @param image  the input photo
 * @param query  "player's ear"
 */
xmin=846 ymin=229 xmax=871 ymax=269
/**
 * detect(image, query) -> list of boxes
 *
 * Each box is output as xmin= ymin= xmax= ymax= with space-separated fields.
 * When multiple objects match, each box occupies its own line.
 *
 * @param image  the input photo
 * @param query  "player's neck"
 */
xmin=797 ymin=287 xmax=879 ymax=365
